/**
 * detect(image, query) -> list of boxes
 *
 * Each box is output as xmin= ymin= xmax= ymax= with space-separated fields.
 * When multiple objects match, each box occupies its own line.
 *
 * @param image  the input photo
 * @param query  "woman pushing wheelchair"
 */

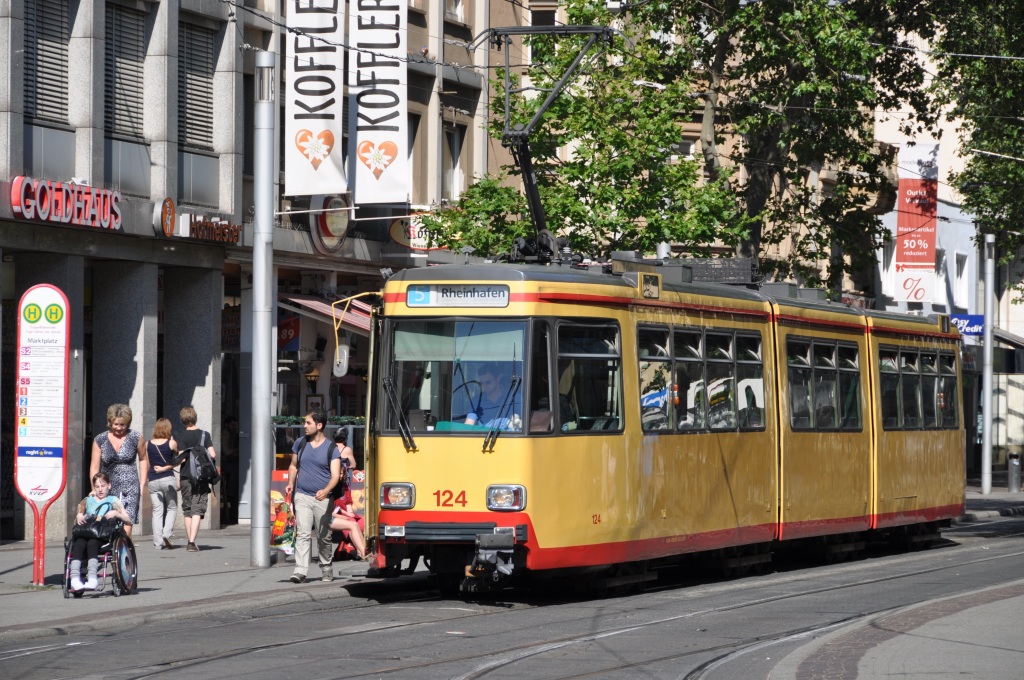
xmin=69 ymin=472 xmax=132 ymax=591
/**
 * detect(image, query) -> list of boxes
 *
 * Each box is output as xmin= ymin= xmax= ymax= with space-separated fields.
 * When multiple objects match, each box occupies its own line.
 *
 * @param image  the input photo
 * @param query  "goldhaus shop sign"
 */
xmin=155 ymin=197 xmax=242 ymax=244
xmin=10 ymin=176 xmax=123 ymax=230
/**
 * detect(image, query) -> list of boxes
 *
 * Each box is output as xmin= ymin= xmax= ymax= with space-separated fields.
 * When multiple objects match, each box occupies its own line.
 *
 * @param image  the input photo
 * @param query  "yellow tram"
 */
xmin=361 ymin=258 xmax=964 ymax=592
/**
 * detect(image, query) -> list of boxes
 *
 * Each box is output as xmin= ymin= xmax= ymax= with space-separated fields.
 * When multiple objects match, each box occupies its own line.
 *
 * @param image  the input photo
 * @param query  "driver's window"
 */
xmin=529 ymin=321 xmax=554 ymax=433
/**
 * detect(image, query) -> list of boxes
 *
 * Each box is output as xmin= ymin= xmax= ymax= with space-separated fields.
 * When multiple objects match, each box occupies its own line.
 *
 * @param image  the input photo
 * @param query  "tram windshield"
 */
xmin=386 ymin=320 xmax=526 ymax=433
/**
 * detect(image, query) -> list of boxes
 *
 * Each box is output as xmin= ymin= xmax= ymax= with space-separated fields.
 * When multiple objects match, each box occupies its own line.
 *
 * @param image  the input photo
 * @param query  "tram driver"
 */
xmin=465 ymin=363 xmax=522 ymax=430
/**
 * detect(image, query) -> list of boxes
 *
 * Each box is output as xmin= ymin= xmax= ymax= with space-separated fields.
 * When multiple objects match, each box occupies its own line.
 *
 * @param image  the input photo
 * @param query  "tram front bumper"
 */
xmin=470 ymin=531 xmax=516 ymax=579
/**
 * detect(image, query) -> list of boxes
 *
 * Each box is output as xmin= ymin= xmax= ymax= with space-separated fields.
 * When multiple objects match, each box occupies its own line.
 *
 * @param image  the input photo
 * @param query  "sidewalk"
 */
xmin=0 ymin=525 xmax=380 ymax=643
xmin=1 ymin=484 xmax=1022 ymax=646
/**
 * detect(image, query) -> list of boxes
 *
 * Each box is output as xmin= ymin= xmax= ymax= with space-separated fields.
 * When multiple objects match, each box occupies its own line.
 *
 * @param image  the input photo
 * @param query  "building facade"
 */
xmin=0 ymin=0 xmax=528 ymax=540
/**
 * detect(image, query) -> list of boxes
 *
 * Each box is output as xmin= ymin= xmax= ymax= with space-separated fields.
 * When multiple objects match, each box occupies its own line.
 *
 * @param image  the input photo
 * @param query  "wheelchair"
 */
xmin=62 ymin=521 xmax=138 ymax=598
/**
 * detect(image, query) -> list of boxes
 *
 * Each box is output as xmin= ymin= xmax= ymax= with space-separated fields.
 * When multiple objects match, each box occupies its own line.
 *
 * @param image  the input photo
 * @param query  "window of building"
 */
xmin=179 ymin=23 xmax=215 ymax=150
xmin=444 ymin=0 xmax=463 ymax=22
xmin=24 ymin=0 xmax=69 ymax=124
xmin=880 ymin=240 xmax=896 ymax=297
xmin=934 ymin=248 xmax=947 ymax=307
xmin=178 ymin=21 xmax=218 ymax=206
xmin=104 ymin=4 xmax=149 ymax=196
xmin=105 ymin=5 xmax=145 ymax=139
xmin=442 ymin=124 xmax=466 ymax=201
xmin=953 ymin=252 xmax=969 ymax=309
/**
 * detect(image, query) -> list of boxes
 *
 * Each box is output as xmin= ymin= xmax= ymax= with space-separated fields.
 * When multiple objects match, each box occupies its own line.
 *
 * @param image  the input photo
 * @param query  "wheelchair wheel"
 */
xmin=112 ymin=534 xmax=138 ymax=594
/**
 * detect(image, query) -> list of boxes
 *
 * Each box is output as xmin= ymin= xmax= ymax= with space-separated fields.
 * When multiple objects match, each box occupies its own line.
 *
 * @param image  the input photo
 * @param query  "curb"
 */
xmin=956 ymin=506 xmax=1024 ymax=523
xmin=0 ymin=575 xmax=367 ymax=644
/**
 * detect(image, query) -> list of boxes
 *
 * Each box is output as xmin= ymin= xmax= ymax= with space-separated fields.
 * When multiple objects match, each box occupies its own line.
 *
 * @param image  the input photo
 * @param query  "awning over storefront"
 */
xmin=277 ymin=293 xmax=373 ymax=337
xmin=994 ymin=327 xmax=1024 ymax=350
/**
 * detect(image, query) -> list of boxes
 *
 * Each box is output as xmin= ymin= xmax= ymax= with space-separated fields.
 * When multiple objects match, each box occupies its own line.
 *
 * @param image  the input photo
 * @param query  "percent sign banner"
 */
xmin=895 ymin=144 xmax=939 ymax=303
xmin=14 ymin=284 xmax=70 ymax=585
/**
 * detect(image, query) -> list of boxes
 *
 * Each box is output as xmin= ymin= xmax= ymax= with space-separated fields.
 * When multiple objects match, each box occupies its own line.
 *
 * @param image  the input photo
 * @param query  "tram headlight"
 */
xmin=486 ymin=485 xmax=526 ymax=511
xmin=380 ymin=483 xmax=415 ymax=509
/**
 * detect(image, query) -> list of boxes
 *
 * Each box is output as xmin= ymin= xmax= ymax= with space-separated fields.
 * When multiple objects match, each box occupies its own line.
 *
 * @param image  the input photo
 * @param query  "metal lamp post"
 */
xmin=251 ymin=51 xmax=276 ymax=565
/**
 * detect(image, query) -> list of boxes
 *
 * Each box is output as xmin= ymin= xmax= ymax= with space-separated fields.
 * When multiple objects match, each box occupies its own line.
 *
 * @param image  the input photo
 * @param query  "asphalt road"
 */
xmin=4 ymin=516 xmax=1024 ymax=680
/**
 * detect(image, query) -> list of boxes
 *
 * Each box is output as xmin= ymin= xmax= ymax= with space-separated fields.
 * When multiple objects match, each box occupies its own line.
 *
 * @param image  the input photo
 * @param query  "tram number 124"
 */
xmin=434 ymin=490 xmax=468 ymax=507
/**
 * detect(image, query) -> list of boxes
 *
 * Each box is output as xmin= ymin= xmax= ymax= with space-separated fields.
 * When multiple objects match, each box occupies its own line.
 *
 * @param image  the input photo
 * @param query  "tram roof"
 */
xmin=390 ymin=262 xmax=769 ymax=305
xmin=390 ymin=263 xmax=951 ymax=333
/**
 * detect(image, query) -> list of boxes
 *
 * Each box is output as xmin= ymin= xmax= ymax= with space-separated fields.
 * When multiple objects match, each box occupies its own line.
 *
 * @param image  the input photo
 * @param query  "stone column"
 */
xmin=0 ymin=0 xmax=25 ymax=180
xmin=14 ymin=253 xmax=86 ymax=541
xmin=69 ymin=0 xmax=106 ymax=185
xmin=163 ymin=266 xmax=222 ymax=530
xmin=91 ymin=261 xmax=159 ymax=534
xmin=215 ymin=13 xmax=243 ymax=219
xmin=238 ymin=264 xmax=253 ymax=522
xmin=144 ymin=0 xmax=178 ymax=200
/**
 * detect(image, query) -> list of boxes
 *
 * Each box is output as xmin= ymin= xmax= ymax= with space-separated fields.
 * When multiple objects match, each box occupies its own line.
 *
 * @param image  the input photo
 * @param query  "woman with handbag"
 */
xmin=70 ymin=472 xmax=132 ymax=591
xmin=90 ymin=403 xmax=148 ymax=537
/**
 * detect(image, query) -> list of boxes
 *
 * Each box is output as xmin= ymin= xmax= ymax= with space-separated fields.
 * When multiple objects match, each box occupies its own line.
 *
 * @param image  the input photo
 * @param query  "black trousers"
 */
xmin=70 ymin=537 xmax=101 ymax=562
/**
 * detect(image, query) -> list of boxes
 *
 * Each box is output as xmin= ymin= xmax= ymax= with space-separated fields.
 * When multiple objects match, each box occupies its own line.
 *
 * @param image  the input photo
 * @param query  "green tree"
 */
xmin=931 ymin=2 xmax=1024 ymax=294
xmin=429 ymin=0 xmax=940 ymax=288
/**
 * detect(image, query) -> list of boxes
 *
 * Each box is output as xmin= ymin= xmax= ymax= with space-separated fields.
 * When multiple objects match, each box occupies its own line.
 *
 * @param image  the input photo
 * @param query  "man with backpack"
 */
xmin=284 ymin=407 xmax=351 ymax=583
xmin=177 ymin=405 xmax=218 ymax=553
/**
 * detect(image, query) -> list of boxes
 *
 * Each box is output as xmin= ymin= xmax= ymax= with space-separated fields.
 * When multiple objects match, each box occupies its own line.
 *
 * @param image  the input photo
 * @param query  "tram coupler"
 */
xmin=466 ymin=532 xmax=515 ymax=586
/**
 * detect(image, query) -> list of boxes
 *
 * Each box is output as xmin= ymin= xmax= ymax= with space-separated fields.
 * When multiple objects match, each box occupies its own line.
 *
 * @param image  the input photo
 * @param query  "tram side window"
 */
xmin=838 ymin=345 xmax=862 ymax=429
xmin=558 ymin=323 xmax=622 ymax=432
xmin=787 ymin=340 xmax=813 ymax=429
xmin=674 ymin=330 xmax=705 ymax=430
xmin=938 ymin=354 xmax=959 ymax=427
xmin=812 ymin=344 xmax=838 ymax=429
xmin=529 ymin=321 xmax=554 ymax=434
xmin=638 ymin=327 xmax=672 ymax=432
xmin=705 ymin=334 xmax=736 ymax=430
xmin=921 ymin=353 xmax=939 ymax=428
xmin=787 ymin=338 xmax=862 ymax=431
xmin=736 ymin=335 xmax=765 ymax=430
xmin=879 ymin=348 xmax=900 ymax=429
xmin=900 ymin=351 xmax=922 ymax=428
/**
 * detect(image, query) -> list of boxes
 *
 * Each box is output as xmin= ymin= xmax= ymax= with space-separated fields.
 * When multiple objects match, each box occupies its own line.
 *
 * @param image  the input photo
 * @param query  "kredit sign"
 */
xmin=951 ymin=314 xmax=984 ymax=336
xmin=10 ymin=176 xmax=123 ymax=231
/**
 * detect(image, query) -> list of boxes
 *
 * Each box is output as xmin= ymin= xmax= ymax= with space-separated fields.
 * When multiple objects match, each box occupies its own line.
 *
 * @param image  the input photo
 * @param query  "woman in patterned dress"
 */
xmin=90 ymin=403 xmax=148 ymax=537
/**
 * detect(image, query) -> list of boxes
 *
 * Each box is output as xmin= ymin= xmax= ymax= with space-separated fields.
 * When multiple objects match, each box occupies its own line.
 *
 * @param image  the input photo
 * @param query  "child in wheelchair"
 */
xmin=69 ymin=472 xmax=132 ymax=591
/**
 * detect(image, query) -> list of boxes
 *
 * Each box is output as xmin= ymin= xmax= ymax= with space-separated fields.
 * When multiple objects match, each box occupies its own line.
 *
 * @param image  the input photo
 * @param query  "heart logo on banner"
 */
xmin=357 ymin=140 xmax=399 ymax=179
xmin=294 ymin=130 xmax=335 ymax=170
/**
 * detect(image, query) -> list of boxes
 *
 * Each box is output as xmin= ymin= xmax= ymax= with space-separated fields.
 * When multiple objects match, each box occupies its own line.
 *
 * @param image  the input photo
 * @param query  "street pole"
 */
xmin=251 ymin=51 xmax=276 ymax=565
xmin=981 ymin=233 xmax=994 ymax=495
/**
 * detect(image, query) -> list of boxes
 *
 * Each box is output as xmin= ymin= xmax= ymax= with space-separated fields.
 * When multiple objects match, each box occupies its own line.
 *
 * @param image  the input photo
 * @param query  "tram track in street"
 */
xmin=6 ymin=533 xmax=1024 ymax=679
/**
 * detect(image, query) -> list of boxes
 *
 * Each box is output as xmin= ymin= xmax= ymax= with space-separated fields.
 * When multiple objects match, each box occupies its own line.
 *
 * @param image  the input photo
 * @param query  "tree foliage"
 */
xmin=931 ymin=1 xmax=1024 ymax=290
xmin=427 ymin=0 xmax=941 ymax=287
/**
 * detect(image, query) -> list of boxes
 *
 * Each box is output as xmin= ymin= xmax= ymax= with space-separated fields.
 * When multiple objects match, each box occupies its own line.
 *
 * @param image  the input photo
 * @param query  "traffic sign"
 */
xmin=14 ymin=284 xmax=70 ymax=586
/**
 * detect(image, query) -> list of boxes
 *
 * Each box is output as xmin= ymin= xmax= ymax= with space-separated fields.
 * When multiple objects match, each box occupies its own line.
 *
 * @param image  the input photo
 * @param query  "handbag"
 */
xmin=72 ymin=517 xmax=116 ymax=541
xmin=72 ymin=499 xmax=116 ymax=541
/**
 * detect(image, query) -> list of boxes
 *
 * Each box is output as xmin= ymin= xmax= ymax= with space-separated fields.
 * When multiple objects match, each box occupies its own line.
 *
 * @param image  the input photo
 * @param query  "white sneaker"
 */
xmin=70 ymin=577 xmax=84 ymax=591
xmin=84 ymin=577 xmax=98 ymax=590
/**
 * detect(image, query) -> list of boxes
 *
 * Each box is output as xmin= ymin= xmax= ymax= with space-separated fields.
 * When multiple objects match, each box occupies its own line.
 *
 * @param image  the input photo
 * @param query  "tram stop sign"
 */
xmin=13 ymin=284 xmax=70 ymax=585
